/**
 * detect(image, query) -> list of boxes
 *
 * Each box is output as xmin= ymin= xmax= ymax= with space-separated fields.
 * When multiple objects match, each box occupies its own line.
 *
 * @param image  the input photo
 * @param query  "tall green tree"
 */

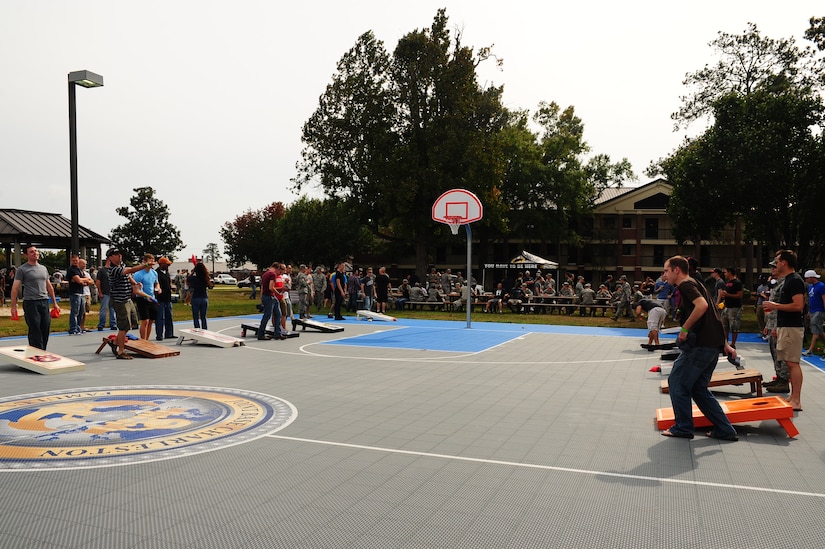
xmin=220 ymin=202 xmax=285 ymax=269
xmin=109 ymin=187 xmax=183 ymax=263
xmin=655 ymin=23 xmax=825 ymax=268
xmin=497 ymin=102 xmax=634 ymax=250
xmin=294 ymin=9 xmax=509 ymax=278
xmin=672 ymin=22 xmax=821 ymax=128
xmin=202 ymin=243 xmax=221 ymax=273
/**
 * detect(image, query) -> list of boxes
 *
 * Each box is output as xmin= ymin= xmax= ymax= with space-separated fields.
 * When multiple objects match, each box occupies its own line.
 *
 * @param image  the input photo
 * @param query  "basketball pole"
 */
xmin=465 ymin=224 xmax=472 ymax=329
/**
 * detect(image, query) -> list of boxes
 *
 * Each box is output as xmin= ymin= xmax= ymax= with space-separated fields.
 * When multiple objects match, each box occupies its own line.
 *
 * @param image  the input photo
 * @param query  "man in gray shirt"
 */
xmin=10 ymin=245 xmax=60 ymax=350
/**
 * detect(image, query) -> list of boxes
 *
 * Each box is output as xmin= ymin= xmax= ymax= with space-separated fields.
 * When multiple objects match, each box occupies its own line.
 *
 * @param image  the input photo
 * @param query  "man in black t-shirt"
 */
xmin=718 ymin=267 xmax=744 ymax=347
xmin=661 ymin=256 xmax=738 ymax=441
xmin=764 ymin=250 xmax=806 ymax=411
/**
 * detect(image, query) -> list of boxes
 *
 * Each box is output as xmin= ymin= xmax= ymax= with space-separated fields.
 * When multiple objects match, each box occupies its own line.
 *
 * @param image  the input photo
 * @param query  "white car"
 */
xmin=212 ymin=274 xmax=237 ymax=285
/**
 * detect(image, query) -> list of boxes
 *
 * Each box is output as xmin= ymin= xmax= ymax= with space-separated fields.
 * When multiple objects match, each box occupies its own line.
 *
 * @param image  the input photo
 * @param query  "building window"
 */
xmin=622 ymin=217 xmax=633 ymax=229
xmin=622 ymin=244 xmax=633 ymax=256
xmin=645 ymin=218 xmax=659 ymax=239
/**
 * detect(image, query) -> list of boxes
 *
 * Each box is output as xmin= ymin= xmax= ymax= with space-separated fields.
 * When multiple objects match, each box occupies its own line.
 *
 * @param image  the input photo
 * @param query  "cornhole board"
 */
xmin=356 ymin=310 xmax=397 ymax=322
xmin=176 ymin=328 xmax=245 ymax=348
xmin=291 ymin=318 xmax=344 ymax=333
xmin=0 ymin=345 xmax=85 ymax=375
xmin=95 ymin=336 xmax=181 ymax=358
xmin=239 ymin=323 xmax=300 ymax=339
xmin=656 ymin=396 xmax=798 ymax=438
xmin=660 ymin=368 xmax=763 ymax=396
xmin=641 ymin=342 xmax=677 ymax=351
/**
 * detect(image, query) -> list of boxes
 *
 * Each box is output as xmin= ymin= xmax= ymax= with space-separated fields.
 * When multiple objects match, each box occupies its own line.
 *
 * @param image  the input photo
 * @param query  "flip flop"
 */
xmin=115 ymin=353 xmax=133 ymax=360
xmin=661 ymin=428 xmax=694 ymax=439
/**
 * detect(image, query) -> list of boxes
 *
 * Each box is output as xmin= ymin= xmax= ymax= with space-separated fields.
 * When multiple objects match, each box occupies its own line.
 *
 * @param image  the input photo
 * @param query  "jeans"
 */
xmin=69 ymin=294 xmax=84 ymax=333
xmin=191 ymin=297 xmax=208 ymax=329
xmin=97 ymin=294 xmax=117 ymax=329
xmin=364 ymin=295 xmax=373 ymax=312
xmin=257 ymin=295 xmax=283 ymax=338
xmin=23 ymin=299 xmax=51 ymax=350
xmin=668 ymin=346 xmax=737 ymax=437
xmin=156 ymin=301 xmax=174 ymax=339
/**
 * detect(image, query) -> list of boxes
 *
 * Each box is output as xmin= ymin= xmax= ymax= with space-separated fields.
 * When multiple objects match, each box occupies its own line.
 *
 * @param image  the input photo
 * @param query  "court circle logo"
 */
xmin=0 ymin=386 xmax=296 ymax=471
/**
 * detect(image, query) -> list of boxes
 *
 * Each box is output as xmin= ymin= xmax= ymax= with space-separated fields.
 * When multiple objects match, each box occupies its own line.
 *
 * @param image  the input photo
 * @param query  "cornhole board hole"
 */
xmin=356 ymin=310 xmax=397 ymax=322
xmin=291 ymin=318 xmax=344 ymax=333
xmin=0 ymin=345 xmax=85 ymax=375
xmin=662 ymin=350 xmax=681 ymax=361
xmin=95 ymin=336 xmax=181 ymax=358
xmin=239 ymin=323 xmax=300 ymax=339
xmin=656 ymin=396 xmax=798 ymax=438
xmin=176 ymin=328 xmax=245 ymax=348
xmin=660 ymin=368 xmax=763 ymax=396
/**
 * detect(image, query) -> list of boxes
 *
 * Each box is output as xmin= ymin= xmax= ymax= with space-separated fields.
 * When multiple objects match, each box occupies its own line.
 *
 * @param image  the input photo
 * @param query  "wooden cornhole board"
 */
xmin=356 ymin=310 xmax=397 ymax=322
xmin=660 ymin=368 xmax=763 ymax=396
xmin=656 ymin=396 xmax=798 ymax=438
xmin=176 ymin=328 xmax=245 ymax=348
xmin=0 ymin=345 xmax=85 ymax=375
xmin=239 ymin=323 xmax=300 ymax=339
xmin=641 ymin=342 xmax=677 ymax=351
xmin=95 ymin=336 xmax=180 ymax=358
xmin=291 ymin=318 xmax=344 ymax=333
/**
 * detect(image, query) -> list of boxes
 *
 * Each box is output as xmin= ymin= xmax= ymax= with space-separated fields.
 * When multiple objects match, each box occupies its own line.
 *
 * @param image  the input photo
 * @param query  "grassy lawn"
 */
xmin=2 ymin=285 xmax=762 ymax=338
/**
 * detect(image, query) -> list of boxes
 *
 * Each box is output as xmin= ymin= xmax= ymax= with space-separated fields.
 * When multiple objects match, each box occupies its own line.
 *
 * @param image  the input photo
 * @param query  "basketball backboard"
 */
xmin=432 ymin=189 xmax=483 ymax=234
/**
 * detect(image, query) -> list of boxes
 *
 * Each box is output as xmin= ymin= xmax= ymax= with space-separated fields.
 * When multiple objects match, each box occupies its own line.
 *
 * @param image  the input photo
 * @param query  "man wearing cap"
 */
xmin=710 ymin=268 xmax=726 ymax=304
xmin=155 ymin=257 xmax=175 ymax=341
xmin=763 ymin=250 xmax=806 ymax=411
xmin=718 ymin=267 xmax=744 ymax=347
xmin=803 ymin=269 xmax=825 ymax=356
xmin=106 ymin=249 xmax=149 ymax=359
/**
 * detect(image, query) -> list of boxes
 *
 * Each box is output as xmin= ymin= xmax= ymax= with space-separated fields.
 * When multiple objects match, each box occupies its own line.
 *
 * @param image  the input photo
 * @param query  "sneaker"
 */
xmin=802 ymin=349 xmax=812 ymax=356
xmin=766 ymin=382 xmax=790 ymax=393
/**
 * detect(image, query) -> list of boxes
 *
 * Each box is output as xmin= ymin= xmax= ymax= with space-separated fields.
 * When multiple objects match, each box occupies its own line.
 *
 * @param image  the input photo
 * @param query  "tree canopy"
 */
xmin=655 ymin=22 xmax=825 ymax=267
xmin=109 ymin=187 xmax=183 ymax=263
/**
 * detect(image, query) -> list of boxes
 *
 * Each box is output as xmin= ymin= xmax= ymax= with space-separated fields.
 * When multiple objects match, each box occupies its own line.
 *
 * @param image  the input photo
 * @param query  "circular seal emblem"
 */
xmin=0 ymin=386 xmax=296 ymax=471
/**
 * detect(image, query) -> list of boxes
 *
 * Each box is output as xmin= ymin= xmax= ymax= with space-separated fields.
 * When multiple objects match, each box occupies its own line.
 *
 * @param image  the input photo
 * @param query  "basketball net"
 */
xmin=446 ymin=216 xmax=462 ymax=235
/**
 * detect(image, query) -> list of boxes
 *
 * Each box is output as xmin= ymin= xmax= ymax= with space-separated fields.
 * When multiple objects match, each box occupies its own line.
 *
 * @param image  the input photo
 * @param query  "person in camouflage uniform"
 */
xmin=312 ymin=267 xmax=327 ymax=313
xmin=295 ymin=264 xmax=312 ymax=319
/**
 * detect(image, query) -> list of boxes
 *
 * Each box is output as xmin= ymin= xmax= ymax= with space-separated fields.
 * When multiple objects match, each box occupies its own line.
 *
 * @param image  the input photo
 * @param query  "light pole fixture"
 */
xmin=68 ymin=69 xmax=104 ymax=257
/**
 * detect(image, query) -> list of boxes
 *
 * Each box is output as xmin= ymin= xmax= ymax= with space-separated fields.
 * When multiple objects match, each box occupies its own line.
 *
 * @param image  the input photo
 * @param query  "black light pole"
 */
xmin=68 ymin=70 xmax=104 ymax=256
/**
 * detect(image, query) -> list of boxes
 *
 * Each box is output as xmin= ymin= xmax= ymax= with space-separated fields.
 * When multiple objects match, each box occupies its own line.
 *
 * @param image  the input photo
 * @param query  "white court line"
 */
xmin=269 ymin=434 xmax=825 ymax=500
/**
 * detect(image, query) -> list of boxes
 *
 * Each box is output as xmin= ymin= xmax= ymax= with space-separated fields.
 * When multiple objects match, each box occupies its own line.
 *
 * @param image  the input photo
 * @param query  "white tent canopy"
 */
xmin=509 ymin=250 xmax=558 ymax=269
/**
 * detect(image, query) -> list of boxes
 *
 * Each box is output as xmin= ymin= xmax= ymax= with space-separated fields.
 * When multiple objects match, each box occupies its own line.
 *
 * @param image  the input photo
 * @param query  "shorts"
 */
xmin=134 ymin=298 xmax=158 ymax=321
xmin=776 ymin=327 xmax=803 ymax=363
xmin=646 ymin=307 xmax=667 ymax=332
xmin=721 ymin=307 xmax=742 ymax=332
xmin=810 ymin=311 xmax=824 ymax=336
xmin=113 ymin=300 xmax=139 ymax=331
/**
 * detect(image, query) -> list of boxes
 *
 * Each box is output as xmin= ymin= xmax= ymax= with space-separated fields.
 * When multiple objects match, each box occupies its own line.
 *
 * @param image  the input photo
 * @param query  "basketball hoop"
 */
xmin=432 ymin=189 xmax=483 ymax=235
xmin=445 ymin=216 xmax=462 ymax=235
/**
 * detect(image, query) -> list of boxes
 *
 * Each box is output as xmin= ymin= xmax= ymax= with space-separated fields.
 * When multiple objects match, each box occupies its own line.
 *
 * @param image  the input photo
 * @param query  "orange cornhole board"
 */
xmin=656 ymin=396 xmax=798 ymax=438
xmin=0 ymin=345 xmax=85 ymax=375
xmin=95 ymin=337 xmax=180 ymax=358
xmin=660 ymin=368 xmax=763 ymax=396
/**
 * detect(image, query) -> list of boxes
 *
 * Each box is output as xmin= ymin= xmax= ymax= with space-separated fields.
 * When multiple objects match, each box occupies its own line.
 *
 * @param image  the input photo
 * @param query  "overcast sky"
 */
xmin=1 ymin=1 xmax=821 ymax=261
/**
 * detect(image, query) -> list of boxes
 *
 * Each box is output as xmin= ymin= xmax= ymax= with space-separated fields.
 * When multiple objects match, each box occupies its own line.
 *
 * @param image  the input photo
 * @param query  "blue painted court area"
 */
xmin=320 ymin=317 xmax=773 ymax=354
xmin=323 ymin=325 xmax=525 ymax=353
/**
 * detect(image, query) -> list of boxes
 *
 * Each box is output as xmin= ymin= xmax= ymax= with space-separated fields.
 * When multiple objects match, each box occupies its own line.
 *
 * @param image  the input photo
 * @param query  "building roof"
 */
xmin=0 ymin=209 xmax=110 ymax=251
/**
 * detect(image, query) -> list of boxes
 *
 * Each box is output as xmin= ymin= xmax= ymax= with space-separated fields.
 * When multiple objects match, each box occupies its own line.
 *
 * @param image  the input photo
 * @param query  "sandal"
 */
xmin=115 ymin=353 xmax=133 ymax=360
xmin=661 ymin=428 xmax=694 ymax=439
